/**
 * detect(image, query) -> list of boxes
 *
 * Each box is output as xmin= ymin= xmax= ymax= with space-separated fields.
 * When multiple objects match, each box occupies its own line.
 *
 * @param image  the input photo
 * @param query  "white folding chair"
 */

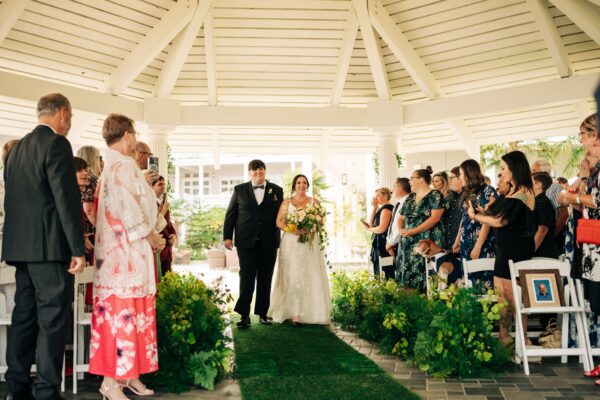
xmin=377 ymin=256 xmax=394 ymax=280
xmin=422 ymin=256 xmax=438 ymax=298
xmin=509 ymin=258 xmax=591 ymax=375
xmin=0 ymin=265 xmax=16 ymax=381
xmin=462 ymin=258 xmax=495 ymax=290
xmin=72 ymin=265 xmax=95 ymax=394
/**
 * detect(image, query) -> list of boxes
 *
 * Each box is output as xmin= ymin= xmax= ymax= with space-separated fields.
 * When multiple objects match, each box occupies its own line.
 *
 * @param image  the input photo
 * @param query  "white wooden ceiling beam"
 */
xmin=549 ymin=0 xmax=600 ymax=45
xmin=369 ymin=0 xmax=442 ymax=100
xmin=447 ymin=118 xmax=480 ymax=160
xmin=0 ymin=0 xmax=30 ymax=45
xmin=331 ymin=10 xmax=359 ymax=106
xmin=351 ymin=0 xmax=390 ymax=100
xmin=0 ymin=71 xmax=596 ymax=128
xmin=105 ymin=0 xmax=196 ymax=95
xmin=204 ymin=7 xmax=218 ymax=105
xmin=526 ymin=0 xmax=572 ymax=77
xmin=154 ymin=0 xmax=213 ymax=98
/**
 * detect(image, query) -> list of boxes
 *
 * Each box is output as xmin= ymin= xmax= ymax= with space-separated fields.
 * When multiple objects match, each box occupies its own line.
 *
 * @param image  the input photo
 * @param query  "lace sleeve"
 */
xmin=107 ymin=159 xmax=158 ymax=243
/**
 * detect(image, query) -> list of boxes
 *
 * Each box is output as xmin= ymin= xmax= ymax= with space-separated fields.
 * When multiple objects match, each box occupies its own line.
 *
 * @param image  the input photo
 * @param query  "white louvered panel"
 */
xmin=214 ymin=18 xmax=349 ymax=31
xmin=10 ymin=20 xmax=129 ymax=60
xmin=6 ymin=30 xmax=121 ymax=67
xmin=466 ymin=103 xmax=576 ymax=127
xmin=109 ymin=0 xmax=174 ymax=16
xmin=19 ymin=9 xmax=134 ymax=53
xmin=218 ymin=64 xmax=338 ymax=73
xmin=215 ymin=0 xmax=351 ymax=11
xmin=218 ymin=80 xmax=334 ymax=89
xmin=178 ymin=71 xmax=208 ymax=80
xmin=26 ymin=1 xmax=144 ymax=43
xmin=217 ymin=46 xmax=343 ymax=58
xmin=426 ymin=40 xmax=547 ymax=73
xmin=0 ymin=49 xmax=107 ymax=84
xmin=382 ymin=0 xmax=446 ymax=18
xmin=215 ymin=55 xmax=339 ymax=65
xmin=471 ymin=113 xmax=579 ymax=138
xmin=34 ymin=0 xmax=152 ymax=36
xmin=61 ymin=0 xmax=163 ymax=28
xmin=215 ymin=38 xmax=342 ymax=48
xmin=1 ymin=39 xmax=113 ymax=75
xmin=214 ymin=28 xmax=343 ymax=40
xmin=216 ymin=95 xmax=331 ymax=105
xmin=442 ymin=66 xmax=558 ymax=96
xmin=403 ymin=133 xmax=456 ymax=147
xmin=0 ymin=59 xmax=102 ymax=90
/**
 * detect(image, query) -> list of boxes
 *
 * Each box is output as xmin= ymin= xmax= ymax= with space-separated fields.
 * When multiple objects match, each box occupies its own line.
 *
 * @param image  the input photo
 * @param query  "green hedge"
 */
xmin=331 ymin=271 xmax=512 ymax=378
xmin=147 ymin=272 xmax=232 ymax=392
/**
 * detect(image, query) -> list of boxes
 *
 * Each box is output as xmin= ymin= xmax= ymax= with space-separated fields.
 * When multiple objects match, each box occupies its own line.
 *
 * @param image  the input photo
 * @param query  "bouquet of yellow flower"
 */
xmin=285 ymin=201 xmax=327 ymax=250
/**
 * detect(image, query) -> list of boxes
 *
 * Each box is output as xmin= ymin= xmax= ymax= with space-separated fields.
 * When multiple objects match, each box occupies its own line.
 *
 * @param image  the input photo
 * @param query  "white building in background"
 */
xmin=172 ymin=154 xmax=313 ymax=208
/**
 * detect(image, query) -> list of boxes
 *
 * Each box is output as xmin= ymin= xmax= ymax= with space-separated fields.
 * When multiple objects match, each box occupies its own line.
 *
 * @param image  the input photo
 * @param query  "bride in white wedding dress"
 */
xmin=268 ymin=174 xmax=331 ymax=325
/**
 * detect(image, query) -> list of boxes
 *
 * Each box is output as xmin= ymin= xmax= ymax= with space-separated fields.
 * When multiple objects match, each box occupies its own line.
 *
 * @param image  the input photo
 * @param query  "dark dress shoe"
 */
xmin=259 ymin=316 xmax=272 ymax=325
xmin=236 ymin=316 xmax=251 ymax=328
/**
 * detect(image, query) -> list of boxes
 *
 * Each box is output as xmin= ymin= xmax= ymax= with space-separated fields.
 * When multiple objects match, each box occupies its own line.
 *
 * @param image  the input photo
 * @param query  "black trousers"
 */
xmin=6 ymin=262 xmax=72 ymax=400
xmin=234 ymin=243 xmax=277 ymax=317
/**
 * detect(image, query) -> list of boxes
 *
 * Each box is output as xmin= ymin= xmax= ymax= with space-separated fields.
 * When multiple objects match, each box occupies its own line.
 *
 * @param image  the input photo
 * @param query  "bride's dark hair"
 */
xmin=291 ymin=174 xmax=310 ymax=195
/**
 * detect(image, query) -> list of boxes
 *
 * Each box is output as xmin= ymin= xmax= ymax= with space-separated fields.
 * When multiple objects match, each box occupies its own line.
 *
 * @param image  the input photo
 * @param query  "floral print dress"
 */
xmin=89 ymin=149 xmax=159 ymax=379
xmin=581 ymin=173 xmax=600 ymax=314
xmin=396 ymin=190 xmax=445 ymax=291
xmin=460 ymin=184 xmax=497 ymax=287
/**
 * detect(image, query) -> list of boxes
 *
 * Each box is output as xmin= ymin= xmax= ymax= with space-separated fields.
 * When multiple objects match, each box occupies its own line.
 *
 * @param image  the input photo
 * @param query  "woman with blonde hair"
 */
xmin=363 ymin=187 xmax=394 ymax=279
xmin=89 ymin=114 xmax=165 ymax=400
xmin=432 ymin=171 xmax=450 ymax=198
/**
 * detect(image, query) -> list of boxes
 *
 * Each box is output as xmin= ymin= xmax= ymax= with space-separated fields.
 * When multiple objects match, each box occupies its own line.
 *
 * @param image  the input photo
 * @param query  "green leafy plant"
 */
xmin=331 ymin=272 xmax=513 ymax=379
xmin=148 ymin=272 xmax=232 ymax=392
xmin=184 ymin=206 xmax=227 ymax=259
xmin=413 ymin=285 xmax=512 ymax=378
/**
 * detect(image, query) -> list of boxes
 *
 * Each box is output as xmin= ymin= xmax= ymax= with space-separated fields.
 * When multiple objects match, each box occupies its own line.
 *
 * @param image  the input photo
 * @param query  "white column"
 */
xmin=374 ymin=128 xmax=400 ymax=189
xmin=198 ymin=163 xmax=204 ymax=205
xmin=142 ymin=124 xmax=172 ymax=178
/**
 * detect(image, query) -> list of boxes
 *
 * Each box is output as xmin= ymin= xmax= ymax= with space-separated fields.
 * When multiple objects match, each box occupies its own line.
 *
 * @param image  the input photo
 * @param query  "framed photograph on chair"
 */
xmin=519 ymin=269 xmax=564 ymax=308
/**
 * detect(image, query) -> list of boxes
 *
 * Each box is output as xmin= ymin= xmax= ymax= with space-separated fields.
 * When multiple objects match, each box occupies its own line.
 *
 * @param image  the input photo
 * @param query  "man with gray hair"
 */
xmin=3 ymin=93 xmax=85 ymax=400
xmin=135 ymin=141 xmax=158 ymax=184
xmin=531 ymin=159 xmax=568 ymax=250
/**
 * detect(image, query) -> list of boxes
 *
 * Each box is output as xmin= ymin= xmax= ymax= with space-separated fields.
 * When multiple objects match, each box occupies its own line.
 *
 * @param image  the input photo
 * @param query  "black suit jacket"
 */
xmin=2 ymin=125 xmax=84 ymax=263
xmin=223 ymin=181 xmax=284 ymax=249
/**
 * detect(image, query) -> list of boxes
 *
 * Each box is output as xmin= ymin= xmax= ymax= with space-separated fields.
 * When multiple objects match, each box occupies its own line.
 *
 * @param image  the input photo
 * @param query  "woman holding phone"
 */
xmin=468 ymin=151 xmax=536 ymax=346
xmin=363 ymin=188 xmax=394 ymax=279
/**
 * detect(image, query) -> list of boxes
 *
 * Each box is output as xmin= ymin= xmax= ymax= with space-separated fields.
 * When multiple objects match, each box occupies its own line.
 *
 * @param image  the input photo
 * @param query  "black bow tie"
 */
xmin=253 ymin=185 xmax=265 ymax=190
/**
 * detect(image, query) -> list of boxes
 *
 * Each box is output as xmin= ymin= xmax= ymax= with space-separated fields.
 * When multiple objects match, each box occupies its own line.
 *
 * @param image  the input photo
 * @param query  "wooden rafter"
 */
xmin=351 ymin=0 xmax=390 ymax=100
xmin=369 ymin=0 xmax=442 ymax=99
xmin=331 ymin=9 xmax=359 ymax=106
xmin=204 ymin=7 xmax=218 ymax=105
xmin=0 ymin=0 xmax=30 ymax=45
xmin=155 ymin=0 xmax=213 ymax=98
xmin=526 ymin=0 xmax=571 ymax=77
xmin=105 ymin=0 xmax=195 ymax=95
xmin=549 ymin=0 xmax=600 ymax=45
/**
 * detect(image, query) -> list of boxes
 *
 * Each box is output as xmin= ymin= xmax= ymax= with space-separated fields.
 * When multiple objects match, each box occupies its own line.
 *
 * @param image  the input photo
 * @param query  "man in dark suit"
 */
xmin=3 ymin=93 xmax=86 ymax=400
xmin=223 ymin=159 xmax=283 ymax=328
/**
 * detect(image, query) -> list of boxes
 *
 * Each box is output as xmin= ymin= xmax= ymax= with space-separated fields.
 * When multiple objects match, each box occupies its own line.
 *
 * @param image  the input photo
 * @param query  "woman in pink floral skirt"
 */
xmin=90 ymin=113 xmax=165 ymax=400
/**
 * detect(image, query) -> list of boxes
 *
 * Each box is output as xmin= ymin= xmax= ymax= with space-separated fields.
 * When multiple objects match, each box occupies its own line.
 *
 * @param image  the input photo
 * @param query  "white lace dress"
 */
xmin=268 ymin=200 xmax=331 ymax=324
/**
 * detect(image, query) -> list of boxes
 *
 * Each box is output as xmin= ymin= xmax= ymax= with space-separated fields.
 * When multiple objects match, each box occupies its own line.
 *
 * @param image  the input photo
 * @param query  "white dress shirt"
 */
xmin=253 ymin=183 xmax=265 ymax=205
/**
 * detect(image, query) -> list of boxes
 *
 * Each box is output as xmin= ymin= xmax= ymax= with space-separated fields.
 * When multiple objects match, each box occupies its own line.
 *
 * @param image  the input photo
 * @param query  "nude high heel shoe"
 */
xmin=100 ymin=381 xmax=129 ymax=400
xmin=120 ymin=379 xmax=155 ymax=397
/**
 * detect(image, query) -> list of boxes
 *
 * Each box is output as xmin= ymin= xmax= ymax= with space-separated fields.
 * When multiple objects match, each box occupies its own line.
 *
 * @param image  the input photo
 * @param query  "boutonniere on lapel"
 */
xmin=268 ymin=188 xmax=278 ymax=201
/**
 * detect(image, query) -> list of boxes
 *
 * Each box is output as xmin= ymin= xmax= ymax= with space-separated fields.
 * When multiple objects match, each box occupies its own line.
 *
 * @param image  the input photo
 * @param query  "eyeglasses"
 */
xmin=409 ymin=176 xmax=421 ymax=180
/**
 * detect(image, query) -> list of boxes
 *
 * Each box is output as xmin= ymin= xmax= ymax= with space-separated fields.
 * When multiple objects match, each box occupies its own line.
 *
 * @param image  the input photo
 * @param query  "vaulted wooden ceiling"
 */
xmin=0 ymin=0 xmax=598 ymax=156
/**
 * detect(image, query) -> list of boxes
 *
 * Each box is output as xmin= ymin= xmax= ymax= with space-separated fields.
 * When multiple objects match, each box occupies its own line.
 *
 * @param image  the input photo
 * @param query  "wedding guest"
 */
xmin=396 ymin=169 xmax=445 ymax=291
xmin=223 ymin=160 xmax=284 ymax=328
xmin=269 ymin=174 xmax=330 ymax=325
xmin=135 ymin=141 xmax=158 ymax=185
xmin=0 ymin=140 xmax=18 ymax=315
xmin=76 ymin=145 xmax=101 ymax=227
xmin=89 ymin=113 xmax=165 ymax=400
xmin=556 ymin=177 xmax=569 ymax=191
xmin=152 ymin=176 xmax=177 ymax=276
xmin=444 ymin=167 xmax=464 ymax=252
xmin=532 ymin=173 xmax=561 ymax=259
xmin=452 ymin=160 xmax=496 ymax=288
xmin=484 ymin=176 xmax=492 ymax=186
xmin=432 ymin=171 xmax=450 ymax=198
xmin=3 ymin=93 xmax=85 ymax=400
xmin=497 ymin=173 xmax=512 ymax=197
xmin=532 ymin=159 xmax=568 ymax=251
xmin=364 ymin=188 xmax=394 ymax=279
xmin=468 ymin=150 xmax=536 ymax=346
xmin=386 ymin=178 xmax=411 ymax=259
xmin=73 ymin=157 xmax=95 ymax=261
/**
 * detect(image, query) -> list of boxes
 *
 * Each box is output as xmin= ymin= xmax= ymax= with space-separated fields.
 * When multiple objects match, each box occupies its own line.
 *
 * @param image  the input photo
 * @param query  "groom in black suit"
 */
xmin=223 ymin=160 xmax=283 ymax=328
xmin=3 ymin=93 xmax=85 ymax=400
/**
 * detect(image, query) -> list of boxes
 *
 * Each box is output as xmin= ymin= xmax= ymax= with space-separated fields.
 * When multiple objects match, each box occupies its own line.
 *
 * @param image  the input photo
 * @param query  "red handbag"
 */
xmin=576 ymin=218 xmax=600 ymax=245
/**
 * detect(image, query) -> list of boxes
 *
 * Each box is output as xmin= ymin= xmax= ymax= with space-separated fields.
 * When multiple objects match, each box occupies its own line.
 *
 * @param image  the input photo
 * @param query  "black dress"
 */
xmin=487 ymin=197 xmax=537 ymax=279
xmin=370 ymin=204 xmax=394 ymax=279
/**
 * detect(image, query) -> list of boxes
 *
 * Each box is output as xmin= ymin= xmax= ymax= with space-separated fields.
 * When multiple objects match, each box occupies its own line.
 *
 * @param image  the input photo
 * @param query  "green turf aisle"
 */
xmin=232 ymin=317 xmax=419 ymax=400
